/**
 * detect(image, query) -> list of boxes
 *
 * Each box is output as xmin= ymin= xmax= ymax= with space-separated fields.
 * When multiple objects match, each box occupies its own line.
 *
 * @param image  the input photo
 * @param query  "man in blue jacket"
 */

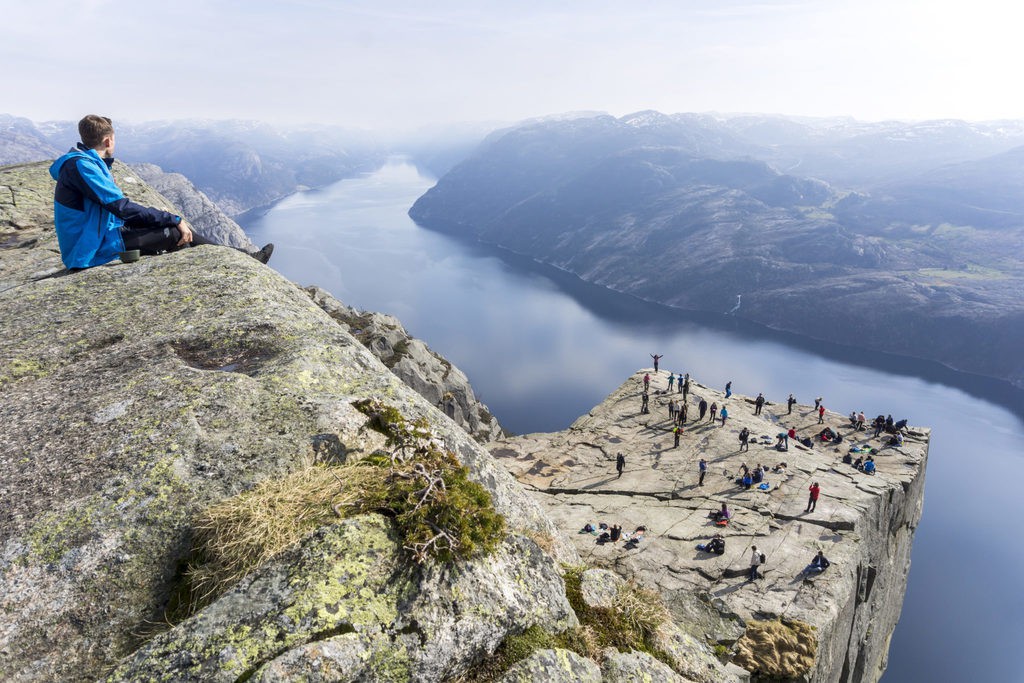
xmin=50 ymin=114 xmax=272 ymax=270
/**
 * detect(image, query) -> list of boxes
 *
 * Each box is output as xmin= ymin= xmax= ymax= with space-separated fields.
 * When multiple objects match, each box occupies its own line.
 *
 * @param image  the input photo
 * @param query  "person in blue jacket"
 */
xmin=50 ymin=114 xmax=272 ymax=270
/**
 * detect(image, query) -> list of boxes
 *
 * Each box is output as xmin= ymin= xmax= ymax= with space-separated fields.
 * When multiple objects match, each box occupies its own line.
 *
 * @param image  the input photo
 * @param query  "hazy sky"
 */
xmin=1 ymin=0 xmax=1019 ymax=129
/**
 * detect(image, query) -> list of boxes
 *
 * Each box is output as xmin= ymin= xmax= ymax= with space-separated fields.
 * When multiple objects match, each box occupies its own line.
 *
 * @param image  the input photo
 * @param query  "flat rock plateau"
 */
xmin=493 ymin=372 xmax=928 ymax=683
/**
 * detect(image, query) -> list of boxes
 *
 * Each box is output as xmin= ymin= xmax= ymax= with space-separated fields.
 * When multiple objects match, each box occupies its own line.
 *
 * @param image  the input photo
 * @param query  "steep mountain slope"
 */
xmin=410 ymin=113 xmax=1024 ymax=388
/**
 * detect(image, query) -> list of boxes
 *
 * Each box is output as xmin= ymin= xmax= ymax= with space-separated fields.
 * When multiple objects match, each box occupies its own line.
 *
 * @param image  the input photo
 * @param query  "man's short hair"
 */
xmin=79 ymin=115 xmax=114 ymax=149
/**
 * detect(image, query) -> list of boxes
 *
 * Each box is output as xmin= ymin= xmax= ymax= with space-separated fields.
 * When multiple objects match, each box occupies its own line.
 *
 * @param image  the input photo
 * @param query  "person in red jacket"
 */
xmin=818 ymin=404 xmax=826 ymax=424
xmin=806 ymin=482 xmax=821 ymax=513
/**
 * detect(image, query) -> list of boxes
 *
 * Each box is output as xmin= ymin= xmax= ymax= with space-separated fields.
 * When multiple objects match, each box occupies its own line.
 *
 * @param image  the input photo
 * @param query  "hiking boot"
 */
xmin=250 ymin=243 xmax=274 ymax=264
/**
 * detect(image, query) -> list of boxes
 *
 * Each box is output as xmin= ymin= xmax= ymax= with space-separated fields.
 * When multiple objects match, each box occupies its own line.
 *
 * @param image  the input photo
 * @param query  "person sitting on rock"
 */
xmin=842 ymin=451 xmax=854 ymax=465
xmin=609 ymin=524 xmax=622 ymax=542
xmin=805 ymin=550 xmax=831 ymax=574
xmin=772 ymin=462 xmax=787 ymax=473
xmin=751 ymin=466 xmax=764 ymax=485
xmin=697 ymin=534 xmax=726 ymax=555
xmin=51 ymin=115 xmax=273 ymax=271
xmin=711 ymin=503 xmax=731 ymax=523
xmin=863 ymin=456 xmax=876 ymax=474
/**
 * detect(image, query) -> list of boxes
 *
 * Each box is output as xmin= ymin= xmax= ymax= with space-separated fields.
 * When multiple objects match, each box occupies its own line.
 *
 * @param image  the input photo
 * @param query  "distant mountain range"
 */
xmin=410 ymin=111 xmax=1024 ymax=388
xmin=1 ymin=115 xmax=385 ymax=216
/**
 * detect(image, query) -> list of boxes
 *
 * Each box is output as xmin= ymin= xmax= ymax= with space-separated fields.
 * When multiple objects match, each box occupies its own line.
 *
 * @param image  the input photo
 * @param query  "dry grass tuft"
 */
xmin=732 ymin=618 xmax=817 ymax=678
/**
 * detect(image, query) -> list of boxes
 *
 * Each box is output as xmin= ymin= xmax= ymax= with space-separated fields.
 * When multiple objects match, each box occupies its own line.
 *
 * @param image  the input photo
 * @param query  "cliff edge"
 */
xmin=1 ymin=160 xmax=925 ymax=682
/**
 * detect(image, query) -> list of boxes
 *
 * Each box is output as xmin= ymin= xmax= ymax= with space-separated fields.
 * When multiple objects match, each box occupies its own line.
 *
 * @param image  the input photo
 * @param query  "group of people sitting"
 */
xmin=842 ymin=452 xmax=877 ymax=474
xmin=581 ymin=522 xmax=647 ymax=548
xmin=734 ymin=463 xmax=772 ymax=490
xmin=818 ymin=427 xmax=844 ymax=444
xmin=872 ymin=414 xmax=908 ymax=437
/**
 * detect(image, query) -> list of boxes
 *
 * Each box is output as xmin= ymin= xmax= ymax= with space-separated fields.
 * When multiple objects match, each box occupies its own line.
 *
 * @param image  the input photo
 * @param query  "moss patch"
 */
xmin=462 ymin=565 xmax=675 ymax=681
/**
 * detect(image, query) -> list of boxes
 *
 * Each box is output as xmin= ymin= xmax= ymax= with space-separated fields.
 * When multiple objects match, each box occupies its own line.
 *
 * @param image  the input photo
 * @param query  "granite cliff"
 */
xmin=492 ymin=373 xmax=928 ymax=682
xmin=1 ymin=160 xmax=926 ymax=681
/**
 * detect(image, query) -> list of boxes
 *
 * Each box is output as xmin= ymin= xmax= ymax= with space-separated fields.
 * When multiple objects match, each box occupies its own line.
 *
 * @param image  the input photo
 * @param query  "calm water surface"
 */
xmin=246 ymin=160 xmax=1024 ymax=683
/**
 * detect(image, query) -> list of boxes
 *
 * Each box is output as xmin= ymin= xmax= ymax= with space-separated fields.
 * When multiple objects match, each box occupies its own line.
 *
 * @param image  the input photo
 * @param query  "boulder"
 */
xmin=0 ymin=243 xmax=568 ymax=681
xmin=111 ymin=516 xmax=575 ymax=682
xmin=601 ymin=649 xmax=693 ymax=682
xmin=496 ymin=648 xmax=602 ymax=683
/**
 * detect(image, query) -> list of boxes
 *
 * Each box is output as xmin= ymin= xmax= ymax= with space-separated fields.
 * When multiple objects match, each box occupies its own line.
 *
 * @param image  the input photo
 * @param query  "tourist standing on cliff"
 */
xmin=725 ymin=381 xmax=732 ymax=398
xmin=720 ymin=405 xmax=729 ymax=426
xmin=650 ymin=354 xmax=663 ymax=373
xmin=754 ymin=393 xmax=765 ymax=415
xmin=818 ymin=404 xmax=826 ymax=424
xmin=679 ymin=401 xmax=688 ymax=424
xmin=667 ymin=373 xmax=675 ymax=391
xmin=698 ymin=398 xmax=708 ymax=421
xmin=749 ymin=546 xmax=763 ymax=581
xmin=641 ymin=391 xmax=649 ymax=414
xmin=787 ymin=394 xmax=796 ymax=414
xmin=739 ymin=427 xmax=750 ymax=451
xmin=616 ymin=452 xmax=625 ymax=478
xmin=643 ymin=373 xmax=651 ymax=391
xmin=814 ymin=397 xmax=823 ymax=410
xmin=682 ymin=373 xmax=690 ymax=398
xmin=673 ymin=425 xmax=682 ymax=448
xmin=668 ymin=399 xmax=676 ymax=421
xmin=51 ymin=115 xmax=273 ymax=270
xmin=709 ymin=402 xmax=718 ymax=422
xmin=806 ymin=482 xmax=821 ymax=513
xmin=698 ymin=458 xmax=707 ymax=486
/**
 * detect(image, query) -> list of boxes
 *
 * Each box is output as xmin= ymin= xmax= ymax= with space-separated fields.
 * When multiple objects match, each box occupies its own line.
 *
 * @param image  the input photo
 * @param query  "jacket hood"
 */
xmin=49 ymin=145 xmax=109 ymax=180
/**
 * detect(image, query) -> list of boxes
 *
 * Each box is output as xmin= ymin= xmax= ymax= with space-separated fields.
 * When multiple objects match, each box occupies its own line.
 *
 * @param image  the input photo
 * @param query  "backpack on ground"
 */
xmin=760 ymin=553 xmax=767 ymax=564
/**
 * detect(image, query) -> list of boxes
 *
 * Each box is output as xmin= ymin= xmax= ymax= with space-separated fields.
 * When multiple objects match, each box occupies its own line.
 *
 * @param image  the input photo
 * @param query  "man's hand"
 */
xmin=177 ymin=219 xmax=194 ymax=246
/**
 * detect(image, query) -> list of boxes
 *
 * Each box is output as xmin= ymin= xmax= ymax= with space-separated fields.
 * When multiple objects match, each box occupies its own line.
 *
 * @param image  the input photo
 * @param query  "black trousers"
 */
xmin=121 ymin=225 xmax=214 ymax=255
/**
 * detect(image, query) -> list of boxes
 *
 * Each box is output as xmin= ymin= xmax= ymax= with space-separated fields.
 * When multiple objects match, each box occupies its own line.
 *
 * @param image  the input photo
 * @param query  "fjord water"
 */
xmin=245 ymin=160 xmax=1024 ymax=682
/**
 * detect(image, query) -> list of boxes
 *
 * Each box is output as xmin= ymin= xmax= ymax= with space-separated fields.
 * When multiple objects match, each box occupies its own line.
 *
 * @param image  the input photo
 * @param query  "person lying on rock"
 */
xmin=51 ymin=114 xmax=274 ymax=271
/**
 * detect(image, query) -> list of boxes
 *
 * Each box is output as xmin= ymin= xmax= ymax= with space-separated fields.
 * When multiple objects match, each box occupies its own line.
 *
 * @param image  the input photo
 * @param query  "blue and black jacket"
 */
xmin=50 ymin=144 xmax=181 ymax=269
